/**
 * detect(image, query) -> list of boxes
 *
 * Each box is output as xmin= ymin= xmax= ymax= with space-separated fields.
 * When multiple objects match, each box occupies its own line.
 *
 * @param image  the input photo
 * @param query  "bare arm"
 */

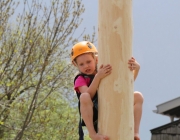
xmin=78 ymin=64 xmax=112 ymax=98
xmin=133 ymin=62 xmax=140 ymax=81
xmin=128 ymin=57 xmax=140 ymax=81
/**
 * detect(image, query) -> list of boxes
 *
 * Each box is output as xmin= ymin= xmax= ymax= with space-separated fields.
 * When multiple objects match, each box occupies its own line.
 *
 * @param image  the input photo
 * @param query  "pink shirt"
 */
xmin=74 ymin=75 xmax=91 ymax=93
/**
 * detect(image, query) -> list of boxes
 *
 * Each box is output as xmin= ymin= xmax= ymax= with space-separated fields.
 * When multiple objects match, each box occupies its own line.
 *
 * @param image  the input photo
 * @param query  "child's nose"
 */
xmin=84 ymin=63 xmax=89 ymax=68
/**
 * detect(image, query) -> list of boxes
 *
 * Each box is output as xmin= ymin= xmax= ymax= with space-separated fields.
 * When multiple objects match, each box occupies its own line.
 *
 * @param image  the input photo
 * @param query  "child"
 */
xmin=71 ymin=41 xmax=143 ymax=140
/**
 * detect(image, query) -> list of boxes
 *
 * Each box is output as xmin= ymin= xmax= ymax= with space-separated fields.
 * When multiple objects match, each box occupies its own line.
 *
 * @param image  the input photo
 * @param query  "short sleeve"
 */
xmin=74 ymin=75 xmax=90 ymax=92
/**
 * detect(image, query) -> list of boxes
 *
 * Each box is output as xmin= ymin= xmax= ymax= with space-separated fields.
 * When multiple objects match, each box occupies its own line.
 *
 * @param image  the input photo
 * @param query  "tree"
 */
xmin=5 ymin=91 xmax=79 ymax=140
xmin=0 ymin=0 xmax=92 ymax=139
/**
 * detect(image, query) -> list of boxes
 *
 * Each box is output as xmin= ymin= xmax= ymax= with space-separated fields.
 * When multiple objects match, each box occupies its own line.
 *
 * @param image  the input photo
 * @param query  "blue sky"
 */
xmin=79 ymin=0 xmax=180 ymax=139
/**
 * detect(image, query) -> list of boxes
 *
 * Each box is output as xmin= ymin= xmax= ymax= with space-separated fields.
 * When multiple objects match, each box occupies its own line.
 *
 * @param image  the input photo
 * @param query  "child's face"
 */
xmin=75 ymin=53 xmax=97 ymax=75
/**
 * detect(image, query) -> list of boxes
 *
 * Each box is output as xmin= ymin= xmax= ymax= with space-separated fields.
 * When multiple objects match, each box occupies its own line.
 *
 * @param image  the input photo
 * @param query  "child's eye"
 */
xmin=87 ymin=60 xmax=91 ymax=64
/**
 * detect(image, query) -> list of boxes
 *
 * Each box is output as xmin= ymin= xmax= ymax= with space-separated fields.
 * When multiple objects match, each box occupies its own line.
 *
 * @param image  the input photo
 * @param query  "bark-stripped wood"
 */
xmin=98 ymin=0 xmax=134 ymax=139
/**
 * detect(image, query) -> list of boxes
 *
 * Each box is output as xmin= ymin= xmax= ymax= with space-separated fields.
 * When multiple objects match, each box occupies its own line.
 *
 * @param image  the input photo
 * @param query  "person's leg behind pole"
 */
xmin=134 ymin=91 xmax=144 ymax=140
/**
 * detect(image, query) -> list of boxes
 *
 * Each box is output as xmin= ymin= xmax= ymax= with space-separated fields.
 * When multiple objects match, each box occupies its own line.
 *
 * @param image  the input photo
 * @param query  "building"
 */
xmin=150 ymin=97 xmax=180 ymax=140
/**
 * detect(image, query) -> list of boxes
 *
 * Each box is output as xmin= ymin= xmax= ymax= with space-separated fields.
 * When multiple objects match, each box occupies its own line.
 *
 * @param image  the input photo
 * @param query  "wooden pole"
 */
xmin=98 ymin=0 xmax=134 ymax=139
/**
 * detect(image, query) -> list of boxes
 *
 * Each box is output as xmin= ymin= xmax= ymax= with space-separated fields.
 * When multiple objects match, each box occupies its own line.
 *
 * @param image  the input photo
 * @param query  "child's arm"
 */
xmin=78 ymin=64 xmax=112 ymax=98
xmin=128 ymin=57 xmax=140 ymax=81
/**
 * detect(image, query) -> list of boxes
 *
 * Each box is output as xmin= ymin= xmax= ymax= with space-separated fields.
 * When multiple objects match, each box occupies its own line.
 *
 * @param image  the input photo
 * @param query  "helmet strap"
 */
xmin=72 ymin=61 xmax=77 ymax=67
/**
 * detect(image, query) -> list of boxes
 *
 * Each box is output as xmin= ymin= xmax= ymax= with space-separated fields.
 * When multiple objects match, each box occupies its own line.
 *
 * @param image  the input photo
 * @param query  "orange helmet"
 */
xmin=71 ymin=41 xmax=98 ymax=61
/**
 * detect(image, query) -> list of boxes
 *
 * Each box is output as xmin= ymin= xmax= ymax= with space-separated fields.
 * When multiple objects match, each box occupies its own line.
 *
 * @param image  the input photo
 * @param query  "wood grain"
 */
xmin=98 ymin=0 xmax=134 ymax=139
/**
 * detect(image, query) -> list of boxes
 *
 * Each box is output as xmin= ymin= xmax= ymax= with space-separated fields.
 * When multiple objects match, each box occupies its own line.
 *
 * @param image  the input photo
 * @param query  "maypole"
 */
xmin=98 ymin=0 xmax=134 ymax=139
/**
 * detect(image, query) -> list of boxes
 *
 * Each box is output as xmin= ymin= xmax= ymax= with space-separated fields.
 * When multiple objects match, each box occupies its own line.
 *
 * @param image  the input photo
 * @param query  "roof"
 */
xmin=153 ymin=96 xmax=180 ymax=120
xmin=150 ymin=119 xmax=180 ymax=140
xmin=151 ymin=97 xmax=180 ymax=140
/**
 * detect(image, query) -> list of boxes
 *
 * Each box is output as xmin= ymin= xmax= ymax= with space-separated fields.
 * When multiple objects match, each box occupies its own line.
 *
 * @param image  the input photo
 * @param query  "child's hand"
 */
xmin=96 ymin=64 xmax=112 ymax=79
xmin=128 ymin=57 xmax=140 ymax=71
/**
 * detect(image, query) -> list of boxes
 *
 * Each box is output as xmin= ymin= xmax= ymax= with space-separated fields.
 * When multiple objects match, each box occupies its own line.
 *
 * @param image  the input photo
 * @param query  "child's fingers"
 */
xmin=131 ymin=57 xmax=135 ymax=60
xmin=105 ymin=69 xmax=111 ymax=74
xmin=104 ymin=64 xmax=111 ymax=68
xmin=99 ymin=64 xmax=104 ymax=69
xmin=103 ymin=136 xmax=109 ymax=140
xmin=103 ymin=65 xmax=112 ymax=71
xmin=128 ymin=63 xmax=136 ymax=70
xmin=105 ymin=66 xmax=112 ymax=71
xmin=128 ymin=59 xmax=135 ymax=63
xmin=100 ymin=64 xmax=111 ymax=69
xmin=102 ymin=66 xmax=112 ymax=75
xmin=128 ymin=67 xmax=133 ymax=71
xmin=128 ymin=63 xmax=134 ymax=68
